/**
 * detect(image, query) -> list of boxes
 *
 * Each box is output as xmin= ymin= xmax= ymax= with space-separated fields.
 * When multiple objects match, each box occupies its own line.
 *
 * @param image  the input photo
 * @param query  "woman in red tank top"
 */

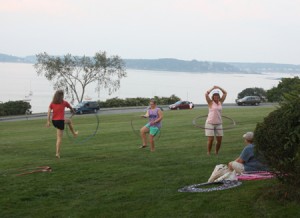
xmin=46 ymin=90 xmax=78 ymax=158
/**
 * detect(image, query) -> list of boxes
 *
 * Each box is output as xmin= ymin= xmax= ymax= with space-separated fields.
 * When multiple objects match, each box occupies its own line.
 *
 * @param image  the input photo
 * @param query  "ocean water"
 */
xmin=0 ymin=62 xmax=299 ymax=113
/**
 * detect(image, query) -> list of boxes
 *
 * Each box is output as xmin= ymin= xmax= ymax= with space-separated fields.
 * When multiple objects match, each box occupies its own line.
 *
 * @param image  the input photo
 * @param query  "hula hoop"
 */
xmin=16 ymin=166 xmax=52 ymax=176
xmin=65 ymin=113 xmax=100 ymax=144
xmin=130 ymin=116 xmax=161 ymax=142
xmin=192 ymin=115 xmax=236 ymax=130
xmin=178 ymin=180 xmax=242 ymax=193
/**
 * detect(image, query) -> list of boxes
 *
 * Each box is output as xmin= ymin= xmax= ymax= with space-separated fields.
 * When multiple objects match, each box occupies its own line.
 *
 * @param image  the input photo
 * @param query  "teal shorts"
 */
xmin=145 ymin=123 xmax=160 ymax=136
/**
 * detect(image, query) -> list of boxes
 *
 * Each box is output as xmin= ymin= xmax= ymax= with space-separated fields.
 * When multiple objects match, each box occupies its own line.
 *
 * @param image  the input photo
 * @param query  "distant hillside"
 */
xmin=1 ymin=53 xmax=300 ymax=73
xmin=125 ymin=59 xmax=300 ymax=73
xmin=0 ymin=53 xmax=35 ymax=63
xmin=124 ymin=59 xmax=242 ymax=73
xmin=229 ymin=62 xmax=300 ymax=73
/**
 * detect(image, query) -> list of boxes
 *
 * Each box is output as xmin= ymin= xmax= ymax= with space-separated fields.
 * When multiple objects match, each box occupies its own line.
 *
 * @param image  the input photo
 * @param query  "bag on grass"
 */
xmin=208 ymin=164 xmax=237 ymax=182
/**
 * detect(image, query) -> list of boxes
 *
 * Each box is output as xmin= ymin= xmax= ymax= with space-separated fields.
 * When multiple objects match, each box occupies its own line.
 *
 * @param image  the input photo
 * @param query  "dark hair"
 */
xmin=52 ymin=90 xmax=64 ymax=104
xmin=150 ymin=99 xmax=157 ymax=104
xmin=212 ymin=93 xmax=220 ymax=101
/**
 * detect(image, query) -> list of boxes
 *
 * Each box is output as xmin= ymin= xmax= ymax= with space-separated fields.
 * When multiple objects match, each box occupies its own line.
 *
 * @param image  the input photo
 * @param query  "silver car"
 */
xmin=236 ymin=96 xmax=261 ymax=106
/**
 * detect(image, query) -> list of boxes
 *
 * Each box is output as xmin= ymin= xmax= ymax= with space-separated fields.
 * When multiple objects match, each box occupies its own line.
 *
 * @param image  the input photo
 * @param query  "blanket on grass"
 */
xmin=237 ymin=171 xmax=274 ymax=181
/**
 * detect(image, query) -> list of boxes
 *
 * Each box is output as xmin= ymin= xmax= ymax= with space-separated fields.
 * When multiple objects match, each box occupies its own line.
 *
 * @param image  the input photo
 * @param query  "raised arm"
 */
xmin=205 ymin=86 xmax=215 ymax=104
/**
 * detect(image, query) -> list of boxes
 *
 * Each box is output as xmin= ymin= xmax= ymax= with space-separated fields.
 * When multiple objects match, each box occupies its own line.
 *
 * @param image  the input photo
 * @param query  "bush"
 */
xmin=99 ymin=95 xmax=181 ymax=108
xmin=266 ymin=76 xmax=300 ymax=102
xmin=0 ymin=101 xmax=32 ymax=116
xmin=254 ymin=92 xmax=300 ymax=199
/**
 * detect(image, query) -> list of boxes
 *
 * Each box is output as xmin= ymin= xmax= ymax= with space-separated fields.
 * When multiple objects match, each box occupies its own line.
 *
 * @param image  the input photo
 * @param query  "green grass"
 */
xmin=0 ymin=107 xmax=299 ymax=217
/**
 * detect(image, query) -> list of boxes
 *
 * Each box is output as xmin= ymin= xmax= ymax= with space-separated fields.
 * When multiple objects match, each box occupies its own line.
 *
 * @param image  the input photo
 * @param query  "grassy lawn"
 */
xmin=0 ymin=106 xmax=299 ymax=217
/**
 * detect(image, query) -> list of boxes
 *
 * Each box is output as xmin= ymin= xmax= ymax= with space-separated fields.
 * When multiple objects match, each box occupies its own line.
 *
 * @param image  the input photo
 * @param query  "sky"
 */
xmin=1 ymin=0 xmax=300 ymax=64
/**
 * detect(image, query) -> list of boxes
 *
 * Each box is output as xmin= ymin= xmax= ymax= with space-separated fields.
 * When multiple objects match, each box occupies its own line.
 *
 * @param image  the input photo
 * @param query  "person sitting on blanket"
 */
xmin=228 ymin=132 xmax=268 ymax=174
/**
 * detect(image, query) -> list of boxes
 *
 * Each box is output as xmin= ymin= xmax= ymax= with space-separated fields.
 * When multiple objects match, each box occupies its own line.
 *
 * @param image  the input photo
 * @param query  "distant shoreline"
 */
xmin=1 ymin=53 xmax=300 ymax=74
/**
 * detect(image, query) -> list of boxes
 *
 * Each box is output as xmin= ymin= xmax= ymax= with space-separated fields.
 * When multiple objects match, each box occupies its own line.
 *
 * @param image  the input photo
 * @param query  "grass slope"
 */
xmin=0 ymin=107 xmax=299 ymax=218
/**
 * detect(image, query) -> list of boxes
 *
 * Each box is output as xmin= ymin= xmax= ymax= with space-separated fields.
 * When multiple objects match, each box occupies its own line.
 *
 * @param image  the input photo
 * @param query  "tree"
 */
xmin=254 ymin=92 xmax=300 ymax=199
xmin=34 ymin=52 xmax=126 ymax=103
xmin=266 ymin=76 xmax=300 ymax=102
xmin=237 ymin=87 xmax=267 ymax=101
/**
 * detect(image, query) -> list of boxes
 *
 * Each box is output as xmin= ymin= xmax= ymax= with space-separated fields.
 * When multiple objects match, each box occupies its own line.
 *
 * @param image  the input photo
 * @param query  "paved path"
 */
xmin=0 ymin=103 xmax=278 ymax=122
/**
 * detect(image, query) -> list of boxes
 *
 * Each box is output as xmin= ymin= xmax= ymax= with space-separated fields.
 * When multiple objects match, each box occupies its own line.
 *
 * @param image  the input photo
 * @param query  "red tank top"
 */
xmin=49 ymin=101 xmax=71 ymax=120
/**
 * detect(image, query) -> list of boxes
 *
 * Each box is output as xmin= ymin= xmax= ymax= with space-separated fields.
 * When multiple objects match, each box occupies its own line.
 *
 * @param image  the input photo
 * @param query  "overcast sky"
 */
xmin=1 ymin=0 xmax=300 ymax=64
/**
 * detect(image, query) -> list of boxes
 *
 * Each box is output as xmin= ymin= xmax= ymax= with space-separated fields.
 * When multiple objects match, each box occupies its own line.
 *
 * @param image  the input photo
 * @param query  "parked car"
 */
xmin=169 ymin=101 xmax=194 ymax=110
xmin=236 ymin=96 xmax=261 ymax=106
xmin=74 ymin=101 xmax=100 ymax=114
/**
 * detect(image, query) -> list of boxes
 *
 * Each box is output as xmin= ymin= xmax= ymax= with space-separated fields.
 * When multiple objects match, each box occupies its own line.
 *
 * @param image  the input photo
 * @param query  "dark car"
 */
xmin=236 ymin=96 xmax=261 ymax=106
xmin=169 ymin=101 xmax=194 ymax=110
xmin=74 ymin=101 xmax=100 ymax=114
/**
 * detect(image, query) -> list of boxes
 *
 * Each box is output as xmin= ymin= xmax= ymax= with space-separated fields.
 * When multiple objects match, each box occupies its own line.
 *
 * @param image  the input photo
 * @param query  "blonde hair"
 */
xmin=52 ymin=90 xmax=64 ymax=104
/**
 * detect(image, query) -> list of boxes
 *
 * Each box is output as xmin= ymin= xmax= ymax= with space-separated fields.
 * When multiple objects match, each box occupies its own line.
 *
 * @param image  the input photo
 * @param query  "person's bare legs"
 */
xmin=149 ymin=134 xmax=155 ymax=152
xmin=56 ymin=129 xmax=63 ymax=158
xmin=207 ymin=136 xmax=214 ymax=155
xmin=140 ymin=126 xmax=149 ymax=147
xmin=65 ymin=118 xmax=78 ymax=137
xmin=215 ymin=136 xmax=223 ymax=155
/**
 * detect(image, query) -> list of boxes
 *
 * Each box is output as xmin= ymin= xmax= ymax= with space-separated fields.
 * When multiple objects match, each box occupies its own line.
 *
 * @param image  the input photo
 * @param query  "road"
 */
xmin=0 ymin=103 xmax=278 ymax=122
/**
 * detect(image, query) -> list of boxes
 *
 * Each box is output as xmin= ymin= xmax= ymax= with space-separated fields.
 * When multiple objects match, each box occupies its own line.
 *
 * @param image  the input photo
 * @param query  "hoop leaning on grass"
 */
xmin=65 ymin=112 xmax=100 ymax=144
xmin=192 ymin=115 xmax=236 ymax=130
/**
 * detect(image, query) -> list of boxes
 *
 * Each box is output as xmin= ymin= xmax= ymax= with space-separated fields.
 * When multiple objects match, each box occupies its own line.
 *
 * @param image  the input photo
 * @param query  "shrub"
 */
xmin=266 ymin=76 xmax=300 ymax=102
xmin=254 ymin=92 xmax=300 ymax=199
xmin=99 ymin=95 xmax=181 ymax=108
xmin=0 ymin=101 xmax=32 ymax=116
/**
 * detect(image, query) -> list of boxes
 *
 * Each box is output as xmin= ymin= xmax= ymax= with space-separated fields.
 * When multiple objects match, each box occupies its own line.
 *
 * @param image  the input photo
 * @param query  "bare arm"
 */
xmin=66 ymin=103 xmax=76 ymax=114
xmin=69 ymin=106 xmax=76 ymax=114
xmin=142 ymin=110 xmax=149 ymax=118
xmin=235 ymin=157 xmax=245 ymax=164
xmin=46 ymin=107 xmax=51 ymax=127
xmin=155 ymin=109 xmax=163 ymax=123
xmin=205 ymin=87 xmax=215 ymax=105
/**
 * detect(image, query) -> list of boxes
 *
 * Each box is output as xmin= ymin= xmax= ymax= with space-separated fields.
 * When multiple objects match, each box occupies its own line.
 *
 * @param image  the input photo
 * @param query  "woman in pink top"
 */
xmin=205 ymin=85 xmax=227 ymax=155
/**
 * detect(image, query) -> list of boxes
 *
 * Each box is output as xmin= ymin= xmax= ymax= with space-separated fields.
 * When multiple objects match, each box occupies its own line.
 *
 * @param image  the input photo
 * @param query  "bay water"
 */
xmin=0 ymin=63 xmax=299 ymax=113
